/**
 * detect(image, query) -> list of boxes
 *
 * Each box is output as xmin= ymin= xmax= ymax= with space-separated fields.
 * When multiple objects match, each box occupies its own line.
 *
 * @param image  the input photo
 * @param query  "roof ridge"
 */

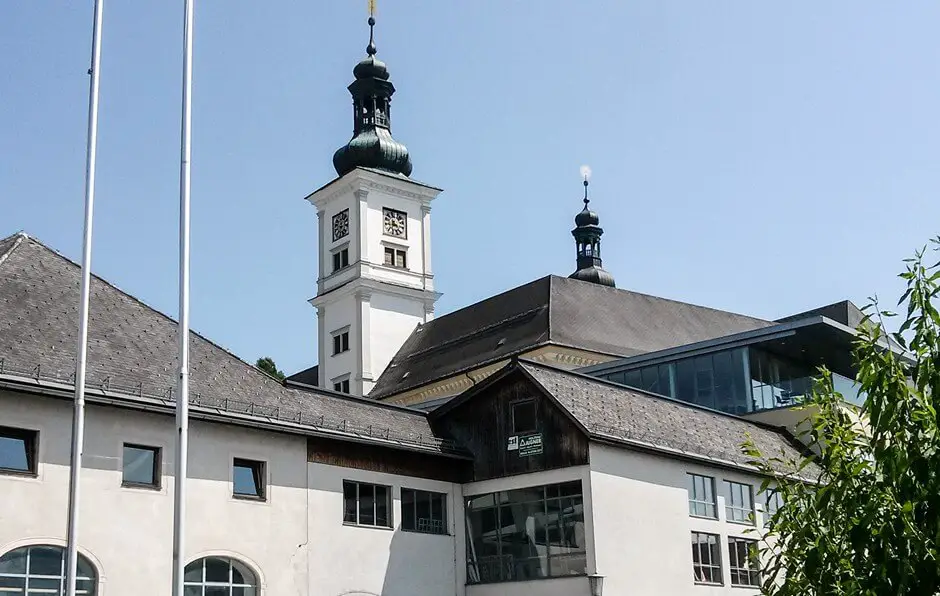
xmin=550 ymin=274 xmax=772 ymax=325
xmin=516 ymin=357 xmax=785 ymax=433
xmin=15 ymin=233 xmax=287 ymax=390
xmin=0 ymin=231 xmax=28 ymax=269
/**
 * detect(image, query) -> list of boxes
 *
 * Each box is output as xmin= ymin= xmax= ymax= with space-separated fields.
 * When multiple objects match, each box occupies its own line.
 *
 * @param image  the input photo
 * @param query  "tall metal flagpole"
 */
xmin=65 ymin=1 xmax=105 ymax=595
xmin=171 ymin=0 xmax=195 ymax=594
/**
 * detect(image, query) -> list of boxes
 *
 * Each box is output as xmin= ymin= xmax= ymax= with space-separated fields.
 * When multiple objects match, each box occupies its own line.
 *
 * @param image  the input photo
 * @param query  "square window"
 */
xmin=343 ymin=480 xmax=392 ymax=528
xmin=691 ymin=532 xmax=722 ymax=585
xmin=724 ymin=480 xmax=755 ymax=525
xmin=687 ymin=473 xmax=717 ymax=519
xmin=383 ymin=247 xmax=407 ymax=269
xmin=510 ymin=400 xmax=537 ymax=434
xmin=0 ymin=426 xmax=37 ymax=476
xmin=122 ymin=443 xmax=160 ymax=488
xmin=401 ymin=488 xmax=448 ymax=534
xmin=332 ymin=248 xmax=349 ymax=273
xmin=728 ymin=537 xmax=761 ymax=587
xmin=332 ymin=331 xmax=350 ymax=355
xmin=333 ymin=379 xmax=350 ymax=393
xmin=233 ymin=458 xmax=266 ymax=500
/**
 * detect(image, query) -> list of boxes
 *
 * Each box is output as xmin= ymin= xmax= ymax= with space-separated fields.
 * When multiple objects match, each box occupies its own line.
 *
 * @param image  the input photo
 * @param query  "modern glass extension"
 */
xmin=598 ymin=346 xmax=864 ymax=416
xmin=465 ymin=481 xmax=587 ymax=584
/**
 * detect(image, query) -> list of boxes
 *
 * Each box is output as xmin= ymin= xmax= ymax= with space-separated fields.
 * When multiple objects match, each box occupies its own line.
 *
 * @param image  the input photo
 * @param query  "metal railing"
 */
xmin=0 ymin=356 xmax=462 ymax=454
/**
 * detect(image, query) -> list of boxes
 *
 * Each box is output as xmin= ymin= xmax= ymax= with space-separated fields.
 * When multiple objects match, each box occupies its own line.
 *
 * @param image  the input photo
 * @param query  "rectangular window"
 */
xmin=332 ymin=248 xmax=349 ymax=272
xmin=0 ymin=426 xmax=37 ymax=476
xmin=233 ymin=458 xmax=266 ymax=500
xmin=332 ymin=331 xmax=350 ymax=355
xmin=687 ymin=473 xmax=717 ymax=518
xmin=724 ymin=480 xmax=754 ymax=524
xmin=465 ymin=481 xmax=586 ymax=584
xmin=510 ymin=399 xmax=537 ymax=434
xmin=333 ymin=379 xmax=350 ymax=393
xmin=728 ymin=537 xmax=761 ymax=587
xmin=691 ymin=532 xmax=722 ymax=585
xmin=343 ymin=480 xmax=391 ymax=528
xmin=383 ymin=246 xmax=407 ymax=269
xmin=122 ymin=443 xmax=160 ymax=488
xmin=763 ymin=488 xmax=783 ymax=517
xmin=401 ymin=488 xmax=448 ymax=534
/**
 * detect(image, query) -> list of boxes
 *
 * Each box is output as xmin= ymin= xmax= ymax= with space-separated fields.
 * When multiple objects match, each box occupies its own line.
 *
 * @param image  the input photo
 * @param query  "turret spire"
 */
xmin=569 ymin=166 xmax=616 ymax=287
xmin=332 ymin=7 xmax=413 ymax=178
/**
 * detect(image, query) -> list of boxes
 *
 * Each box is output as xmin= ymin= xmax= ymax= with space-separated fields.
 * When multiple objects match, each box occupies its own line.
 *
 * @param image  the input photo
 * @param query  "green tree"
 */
xmin=745 ymin=237 xmax=940 ymax=596
xmin=255 ymin=356 xmax=285 ymax=381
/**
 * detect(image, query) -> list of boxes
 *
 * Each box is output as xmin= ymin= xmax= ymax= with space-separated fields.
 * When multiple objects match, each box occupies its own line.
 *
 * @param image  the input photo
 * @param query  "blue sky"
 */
xmin=3 ymin=2 xmax=939 ymax=375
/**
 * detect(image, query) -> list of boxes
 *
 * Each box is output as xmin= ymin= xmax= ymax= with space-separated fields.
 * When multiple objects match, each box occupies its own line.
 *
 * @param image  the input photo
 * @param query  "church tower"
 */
xmin=569 ymin=168 xmax=616 ymax=287
xmin=305 ymin=13 xmax=441 ymax=396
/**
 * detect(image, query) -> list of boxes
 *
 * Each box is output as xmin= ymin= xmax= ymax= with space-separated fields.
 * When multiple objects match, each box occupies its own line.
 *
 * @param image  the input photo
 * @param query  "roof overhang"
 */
xmin=580 ymin=316 xmax=910 ymax=380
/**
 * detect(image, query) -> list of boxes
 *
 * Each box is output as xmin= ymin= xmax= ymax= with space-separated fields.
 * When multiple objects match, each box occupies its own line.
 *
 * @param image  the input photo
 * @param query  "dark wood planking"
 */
xmin=433 ymin=370 xmax=589 ymax=481
xmin=307 ymin=436 xmax=471 ymax=483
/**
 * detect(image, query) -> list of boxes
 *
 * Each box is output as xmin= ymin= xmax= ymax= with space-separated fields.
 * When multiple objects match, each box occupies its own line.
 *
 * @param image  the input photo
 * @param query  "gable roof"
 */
xmin=370 ymin=275 xmax=773 ymax=399
xmin=433 ymin=358 xmax=817 ymax=476
xmin=0 ymin=232 xmax=459 ymax=455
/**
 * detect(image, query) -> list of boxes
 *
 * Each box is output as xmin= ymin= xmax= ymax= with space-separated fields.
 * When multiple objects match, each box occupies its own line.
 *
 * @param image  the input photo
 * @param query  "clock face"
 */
xmin=332 ymin=209 xmax=349 ymax=241
xmin=383 ymin=208 xmax=407 ymax=239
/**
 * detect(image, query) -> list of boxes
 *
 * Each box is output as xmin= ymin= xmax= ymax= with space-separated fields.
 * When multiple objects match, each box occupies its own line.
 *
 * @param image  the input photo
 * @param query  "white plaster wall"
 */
xmin=365 ymin=190 xmax=426 ymax=289
xmin=589 ymin=444 xmax=767 ymax=596
xmin=0 ymin=390 xmax=309 ymax=596
xmin=306 ymin=462 xmax=462 ymax=596
xmin=368 ymin=292 xmax=426 ymax=385
xmin=319 ymin=294 xmax=358 ymax=388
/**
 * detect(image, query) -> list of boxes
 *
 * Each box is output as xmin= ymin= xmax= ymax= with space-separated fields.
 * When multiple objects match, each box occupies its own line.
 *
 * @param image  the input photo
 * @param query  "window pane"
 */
xmin=0 ymin=431 xmax=30 ymax=472
xmin=184 ymin=560 xmax=203 ymax=582
xmin=384 ymin=248 xmax=394 ymax=266
xmin=431 ymin=493 xmax=445 ymax=523
xmin=0 ymin=576 xmax=26 ymax=590
xmin=204 ymin=558 xmax=229 ymax=582
xmin=184 ymin=587 xmax=202 ymax=596
xmin=395 ymin=250 xmax=406 ymax=268
xmin=401 ymin=489 xmax=416 ymax=531
xmin=375 ymin=485 xmax=389 ymax=527
xmin=28 ymin=578 xmax=60 ymax=590
xmin=343 ymin=481 xmax=357 ymax=523
xmin=28 ymin=547 xmax=62 ymax=575
xmin=359 ymin=483 xmax=375 ymax=525
xmin=231 ymin=560 xmax=254 ymax=585
xmin=0 ymin=548 xmax=27 ymax=573
xmin=233 ymin=460 xmax=262 ymax=498
xmin=233 ymin=589 xmax=256 ymax=596
xmin=123 ymin=445 xmax=157 ymax=485
xmin=511 ymin=400 xmax=537 ymax=434
xmin=204 ymin=587 xmax=228 ymax=596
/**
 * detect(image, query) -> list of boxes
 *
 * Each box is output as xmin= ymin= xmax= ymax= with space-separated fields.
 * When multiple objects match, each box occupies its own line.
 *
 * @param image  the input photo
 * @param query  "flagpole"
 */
xmin=171 ymin=0 xmax=195 ymax=594
xmin=65 ymin=1 xmax=105 ymax=594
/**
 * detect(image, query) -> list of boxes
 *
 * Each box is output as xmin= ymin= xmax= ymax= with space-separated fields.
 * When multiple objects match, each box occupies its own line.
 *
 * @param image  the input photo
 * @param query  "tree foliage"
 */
xmin=745 ymin=238 xmax=940 ymax=596
xmin=255 ymin=356 xmax=285 ymax=381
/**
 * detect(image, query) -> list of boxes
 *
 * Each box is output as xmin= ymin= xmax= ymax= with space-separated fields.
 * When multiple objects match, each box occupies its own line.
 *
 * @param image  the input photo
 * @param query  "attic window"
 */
xmin=510 ymin=399 xmax=537 ymax=435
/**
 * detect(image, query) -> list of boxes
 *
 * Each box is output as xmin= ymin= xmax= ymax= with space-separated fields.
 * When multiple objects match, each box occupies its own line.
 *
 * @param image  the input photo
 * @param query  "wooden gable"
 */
xmin=431 ymin=364 xmax=590 ymax=482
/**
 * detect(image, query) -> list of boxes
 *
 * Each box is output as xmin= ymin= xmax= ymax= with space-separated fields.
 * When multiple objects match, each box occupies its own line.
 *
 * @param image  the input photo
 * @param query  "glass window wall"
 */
xmin=465 ymin=481 xmax=586 ymax=584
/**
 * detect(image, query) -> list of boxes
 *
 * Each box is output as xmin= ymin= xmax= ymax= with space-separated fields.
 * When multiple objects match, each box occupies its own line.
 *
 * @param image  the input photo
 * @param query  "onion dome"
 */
xmin=332 ymin=15 xmax=413 ymax=178
xmin=569 ymin=171 xmax=616 ymax=288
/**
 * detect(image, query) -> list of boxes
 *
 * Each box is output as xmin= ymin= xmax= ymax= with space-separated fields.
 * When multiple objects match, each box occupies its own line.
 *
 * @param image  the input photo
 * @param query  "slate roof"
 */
xmin=370 ymin=275 xmax=773 ymax=399
xmin=517 ymin=360 xmax=819 ymax=476
xmin=0 ymin=232 xmax=457 ymax=454
xmin=777 ymin=300 xmax=866 ymax=329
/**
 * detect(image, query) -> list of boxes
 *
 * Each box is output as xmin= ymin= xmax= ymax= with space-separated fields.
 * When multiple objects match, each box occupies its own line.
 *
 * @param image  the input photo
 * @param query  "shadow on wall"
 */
xmin=380 ymin=527 xmax=457 ymax=596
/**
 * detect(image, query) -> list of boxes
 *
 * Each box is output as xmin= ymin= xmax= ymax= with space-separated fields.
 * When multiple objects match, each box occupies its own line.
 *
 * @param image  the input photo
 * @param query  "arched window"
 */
xmin=184 ymin=556 xmax=258 ymax=595
xmin=0 ymin=544 xmax=98 ymax=594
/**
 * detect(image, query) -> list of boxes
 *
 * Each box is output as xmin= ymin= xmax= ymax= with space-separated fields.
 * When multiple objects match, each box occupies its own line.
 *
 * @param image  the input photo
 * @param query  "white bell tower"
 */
xmin=305 ymin=13 xmax=441 ymax=396
xmin=306 ymin=170 xmax=441 ymax=396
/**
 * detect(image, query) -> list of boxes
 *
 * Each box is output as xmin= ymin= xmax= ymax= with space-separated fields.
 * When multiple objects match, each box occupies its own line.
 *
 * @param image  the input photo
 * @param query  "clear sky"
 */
xmin=3 ymin=2 xmax=939 ymax=376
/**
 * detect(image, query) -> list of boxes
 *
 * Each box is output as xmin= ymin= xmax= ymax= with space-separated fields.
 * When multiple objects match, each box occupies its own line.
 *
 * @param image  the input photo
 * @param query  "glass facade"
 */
xmin=600 ymin=346 xmax=864 ymax=415
xmin=465 ymin=481 xmax=586 ymax=584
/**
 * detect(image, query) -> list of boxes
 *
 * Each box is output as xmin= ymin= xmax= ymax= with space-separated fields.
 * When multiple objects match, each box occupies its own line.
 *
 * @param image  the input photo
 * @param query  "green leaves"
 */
xmin=745 ymin=238 xmax=940 ymax=596
xmin=255 ymin=356 xmax=286 ymax=381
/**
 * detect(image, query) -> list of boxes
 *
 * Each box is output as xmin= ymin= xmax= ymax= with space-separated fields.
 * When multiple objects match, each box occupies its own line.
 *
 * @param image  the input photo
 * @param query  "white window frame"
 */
xmin=687 ymin=473 xmax=717 ymax=519
xmin=724 ymin=480 xmax=755 ymax=525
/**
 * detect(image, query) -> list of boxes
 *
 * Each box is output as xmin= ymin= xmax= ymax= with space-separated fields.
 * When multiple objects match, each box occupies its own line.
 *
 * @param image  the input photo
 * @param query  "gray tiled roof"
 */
xmin=519 ymin=360 xmax=819 ymax=476
xmin=0 ymin=232 xmax=453 ymax=453
xmin=370 ymin=275 xmax=773 ymax=399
